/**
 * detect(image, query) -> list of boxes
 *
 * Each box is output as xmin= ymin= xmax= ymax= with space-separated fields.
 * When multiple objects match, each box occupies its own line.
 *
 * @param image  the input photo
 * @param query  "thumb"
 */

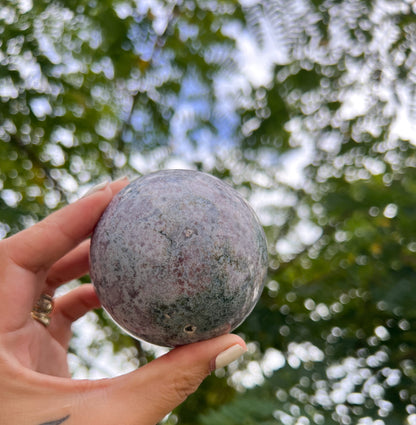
xmin=83 ymin=334 xmax=246 ymax=425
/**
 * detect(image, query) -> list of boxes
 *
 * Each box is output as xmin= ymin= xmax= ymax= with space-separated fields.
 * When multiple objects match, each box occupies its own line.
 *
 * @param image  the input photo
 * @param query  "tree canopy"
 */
xmin=1 ymin=0 xmax=416 ymax=424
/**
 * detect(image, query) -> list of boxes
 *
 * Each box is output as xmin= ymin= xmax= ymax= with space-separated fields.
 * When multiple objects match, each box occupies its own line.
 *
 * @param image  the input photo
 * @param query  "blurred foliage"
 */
xmin=2 ymin=0 xmax=416 ymax=424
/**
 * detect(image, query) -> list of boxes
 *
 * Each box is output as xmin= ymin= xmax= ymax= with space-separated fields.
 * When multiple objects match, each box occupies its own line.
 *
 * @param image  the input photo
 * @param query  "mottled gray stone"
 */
xmin=90 ymin=169 xmax=268 ymax=347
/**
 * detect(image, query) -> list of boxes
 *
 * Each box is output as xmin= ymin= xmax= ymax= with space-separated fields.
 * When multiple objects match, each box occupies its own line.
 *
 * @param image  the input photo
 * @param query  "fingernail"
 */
xmin=81 ymin=181 xmax=110 ymax=199
xmin=211 ymin=344 xmax=247 ymax=371
xmin=114 ymin=175 xmax=130 ymax=184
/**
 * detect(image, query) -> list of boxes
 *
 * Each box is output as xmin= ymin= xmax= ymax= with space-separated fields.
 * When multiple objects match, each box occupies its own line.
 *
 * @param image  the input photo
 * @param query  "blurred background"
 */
xmin=1 ymin=0 xmax=416 ymax=423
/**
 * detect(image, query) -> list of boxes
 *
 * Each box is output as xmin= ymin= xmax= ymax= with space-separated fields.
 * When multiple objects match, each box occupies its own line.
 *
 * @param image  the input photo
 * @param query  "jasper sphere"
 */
xmin=90 ymin=169 xmax=268 ymax=347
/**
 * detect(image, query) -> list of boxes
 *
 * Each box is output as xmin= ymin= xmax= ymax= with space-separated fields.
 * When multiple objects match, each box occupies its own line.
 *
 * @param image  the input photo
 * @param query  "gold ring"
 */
xmin=31 ymin=294 xmax=54 ymax=327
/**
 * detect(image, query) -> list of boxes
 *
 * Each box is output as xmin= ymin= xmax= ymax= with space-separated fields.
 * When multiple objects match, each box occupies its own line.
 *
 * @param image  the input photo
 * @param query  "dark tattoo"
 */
xmin=39 ymin=415 xmax=70 ymax=425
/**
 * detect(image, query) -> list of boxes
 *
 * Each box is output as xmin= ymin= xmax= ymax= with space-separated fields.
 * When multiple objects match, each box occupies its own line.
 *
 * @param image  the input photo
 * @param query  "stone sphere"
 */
xmin=90 ymin=169 xmax=268 ymax=347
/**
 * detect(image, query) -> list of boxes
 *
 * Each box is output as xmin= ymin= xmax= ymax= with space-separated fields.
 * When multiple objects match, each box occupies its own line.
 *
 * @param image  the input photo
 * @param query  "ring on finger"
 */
xmin=31 ymin=293 xmax=54 ymax=327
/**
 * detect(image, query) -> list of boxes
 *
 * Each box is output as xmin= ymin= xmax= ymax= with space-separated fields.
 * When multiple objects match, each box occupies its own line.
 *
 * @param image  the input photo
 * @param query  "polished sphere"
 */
xmin=90 ymin=169 xmax=268 ymax=347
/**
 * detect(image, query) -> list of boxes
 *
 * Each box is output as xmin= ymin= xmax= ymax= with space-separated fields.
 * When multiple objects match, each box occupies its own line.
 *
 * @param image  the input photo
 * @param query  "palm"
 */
xmin=19 ymin=319 xmax=71 ymax=377
xmin=0 ymin=250 xmax=80 ymax=378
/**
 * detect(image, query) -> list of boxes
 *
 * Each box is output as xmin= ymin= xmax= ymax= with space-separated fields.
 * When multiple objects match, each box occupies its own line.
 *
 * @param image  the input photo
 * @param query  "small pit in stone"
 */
xmin=184 ymin=324 xmax=197 ymax=334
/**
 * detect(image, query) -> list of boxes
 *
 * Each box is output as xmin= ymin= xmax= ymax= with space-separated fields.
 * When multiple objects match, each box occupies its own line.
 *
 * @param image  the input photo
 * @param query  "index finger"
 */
xmin=4 ymin=179 xmax=128 ymax=274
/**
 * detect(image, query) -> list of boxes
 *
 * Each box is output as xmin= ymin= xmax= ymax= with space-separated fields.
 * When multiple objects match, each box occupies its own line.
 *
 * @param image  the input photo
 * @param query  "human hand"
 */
xmin=0 ymin=179 xmax=246 ymax=425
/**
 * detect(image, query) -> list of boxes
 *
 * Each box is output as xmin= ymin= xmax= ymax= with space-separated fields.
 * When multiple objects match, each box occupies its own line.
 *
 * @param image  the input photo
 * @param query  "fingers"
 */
xmin=77 ymin=334 xmax=247 ymax=425
xmin=4 ymin=183 xmax=111 ymax=274
xmin=0 ymin=179 xmax=127 ymax=331
xmin=49 ymin=284 xmax=101 ymax=346
xmin=46 ymin=240 xmax=91 ymax=290
xmin=53 ymin=284 xmax=100 ymax=324
xmin=4 ymin=178 xmax=129 ymax=275
xmin=2 ymin=333 xmax=246 ymax=425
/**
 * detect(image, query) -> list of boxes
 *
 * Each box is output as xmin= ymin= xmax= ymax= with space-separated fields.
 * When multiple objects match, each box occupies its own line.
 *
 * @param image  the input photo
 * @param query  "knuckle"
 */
xmin=169 ymin=369 xmax=207 ymax=403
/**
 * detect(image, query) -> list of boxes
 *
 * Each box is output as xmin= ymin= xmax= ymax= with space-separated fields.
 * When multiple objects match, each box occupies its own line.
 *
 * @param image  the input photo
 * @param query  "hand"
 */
xmin=0 ymin=179 xmax=246 ymax=425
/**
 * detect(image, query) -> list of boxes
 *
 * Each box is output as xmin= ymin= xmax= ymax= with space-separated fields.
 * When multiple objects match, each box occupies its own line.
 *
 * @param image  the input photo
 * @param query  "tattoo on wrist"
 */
xmin=39 ymin=415 xmax=70 ymax=425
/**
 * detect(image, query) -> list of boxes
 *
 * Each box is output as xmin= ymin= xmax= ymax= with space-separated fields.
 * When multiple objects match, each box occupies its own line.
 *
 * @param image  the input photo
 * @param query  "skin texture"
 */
xmin=90 ymin=170 xmax=268 ymax=347
xmin=0 ymin=178 xmax=246 ymax=425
